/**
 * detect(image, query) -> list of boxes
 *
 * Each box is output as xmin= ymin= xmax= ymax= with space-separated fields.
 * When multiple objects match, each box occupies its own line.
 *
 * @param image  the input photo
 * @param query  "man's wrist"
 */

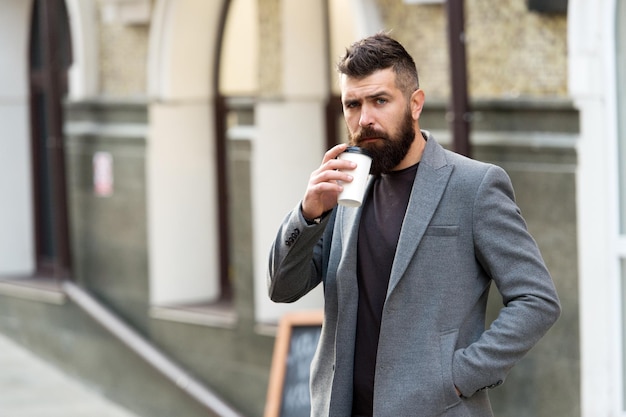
xmin=303 ymin=213 xmax=323 ymax=225
xmin=301 ymin=206 xmax=328 ymax=225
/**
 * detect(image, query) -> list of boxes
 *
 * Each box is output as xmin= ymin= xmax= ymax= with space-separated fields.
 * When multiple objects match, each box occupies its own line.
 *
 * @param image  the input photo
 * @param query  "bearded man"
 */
xmin=267 ymin=33 xmax=560 ymax=417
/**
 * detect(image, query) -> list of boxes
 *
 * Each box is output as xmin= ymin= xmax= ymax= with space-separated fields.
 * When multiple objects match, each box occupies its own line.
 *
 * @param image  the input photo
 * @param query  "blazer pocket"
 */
xmin=425 ymin=225 xmax=459 ymax=236
xmin=440 ymin=329 xmax=462 ymax=410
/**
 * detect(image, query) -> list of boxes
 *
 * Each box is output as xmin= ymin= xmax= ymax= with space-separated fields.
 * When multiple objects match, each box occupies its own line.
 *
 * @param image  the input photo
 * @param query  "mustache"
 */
xmin=354 ymin=126 xmax=389 ymax=143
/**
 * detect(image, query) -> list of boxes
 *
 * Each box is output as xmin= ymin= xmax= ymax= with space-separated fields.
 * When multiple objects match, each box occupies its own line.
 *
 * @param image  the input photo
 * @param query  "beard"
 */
xmin=348 ymin=108 xmax=416 ymax=176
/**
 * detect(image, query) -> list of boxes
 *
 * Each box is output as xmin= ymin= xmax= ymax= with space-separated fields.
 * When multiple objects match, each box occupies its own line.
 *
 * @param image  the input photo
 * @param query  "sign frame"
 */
xmin=264 ymin=310 xmax=324 ymax=417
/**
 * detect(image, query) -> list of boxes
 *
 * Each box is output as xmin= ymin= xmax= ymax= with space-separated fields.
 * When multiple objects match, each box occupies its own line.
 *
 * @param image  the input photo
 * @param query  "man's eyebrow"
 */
xmin=366 ymin=89 xmax=392 ymax=99
xmin=342 ymin=97 xmax=360 ymax=106
xmin=343 ymin=90 xmax=391 ymax=103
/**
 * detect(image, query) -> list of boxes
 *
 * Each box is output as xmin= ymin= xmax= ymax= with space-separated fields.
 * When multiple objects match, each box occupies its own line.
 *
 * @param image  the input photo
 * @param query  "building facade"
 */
xmin=0 ymin=0 xmax=616 ymax=416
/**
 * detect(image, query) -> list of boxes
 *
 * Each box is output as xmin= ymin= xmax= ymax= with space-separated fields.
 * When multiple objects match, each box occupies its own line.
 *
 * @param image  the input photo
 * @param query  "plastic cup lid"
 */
xmin=343 ymin=146 xmax=372 ymax=158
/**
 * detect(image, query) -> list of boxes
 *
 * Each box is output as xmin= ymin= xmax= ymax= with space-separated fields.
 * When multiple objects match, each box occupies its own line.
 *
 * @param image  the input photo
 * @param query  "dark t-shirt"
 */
xmin=352 ymin=163 xmax=418 ymax=416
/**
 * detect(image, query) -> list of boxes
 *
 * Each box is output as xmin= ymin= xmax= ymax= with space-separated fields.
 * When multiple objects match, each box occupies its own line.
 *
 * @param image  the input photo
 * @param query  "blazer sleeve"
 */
xmin=267 ymin=204 xmax=335 ymax=303
xmin=452 ymin=164 xmax=561 ymax=397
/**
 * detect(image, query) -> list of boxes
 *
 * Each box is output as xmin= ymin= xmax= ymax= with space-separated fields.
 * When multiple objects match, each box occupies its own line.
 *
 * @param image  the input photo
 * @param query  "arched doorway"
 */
xmin=0 ymin=0 xmax=74 ymax=280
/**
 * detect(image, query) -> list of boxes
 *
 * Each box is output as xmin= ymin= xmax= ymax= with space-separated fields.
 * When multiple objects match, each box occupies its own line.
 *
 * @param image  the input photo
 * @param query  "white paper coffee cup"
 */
xmin=337 ymin=147 xmax=372 ymax=207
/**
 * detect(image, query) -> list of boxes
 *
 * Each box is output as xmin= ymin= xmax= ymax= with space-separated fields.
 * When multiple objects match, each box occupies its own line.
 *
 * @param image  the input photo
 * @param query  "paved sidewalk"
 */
xmin=0 ymin=333 xmax=140 ymax=417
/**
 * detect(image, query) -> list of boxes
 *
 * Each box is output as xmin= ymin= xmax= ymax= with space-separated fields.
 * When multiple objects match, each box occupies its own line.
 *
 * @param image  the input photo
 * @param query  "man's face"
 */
xmin=341 ymin=68 xmax=416 ymax=176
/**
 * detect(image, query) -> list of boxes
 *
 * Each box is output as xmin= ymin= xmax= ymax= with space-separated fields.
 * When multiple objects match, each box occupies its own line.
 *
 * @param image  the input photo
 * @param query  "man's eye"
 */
xmin=376 ymin=98 xmax=387 ymax=105
xmin=345 ymin=102 xmax=359 ymax=109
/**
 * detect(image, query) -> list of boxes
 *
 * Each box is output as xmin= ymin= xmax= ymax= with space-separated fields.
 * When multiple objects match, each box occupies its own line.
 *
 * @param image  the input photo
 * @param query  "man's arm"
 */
xmin=268 ymin=143 xmax=351 ymax=303
xmin=267 ymin=204 xmax=332 ymax=303
xmin=453 ymin=165 xmax=561 ymax=397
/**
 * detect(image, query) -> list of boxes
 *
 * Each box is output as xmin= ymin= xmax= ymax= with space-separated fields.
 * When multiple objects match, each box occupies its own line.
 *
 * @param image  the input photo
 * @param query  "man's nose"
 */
xmin=359 ymin=108 xmax=374 ymax=127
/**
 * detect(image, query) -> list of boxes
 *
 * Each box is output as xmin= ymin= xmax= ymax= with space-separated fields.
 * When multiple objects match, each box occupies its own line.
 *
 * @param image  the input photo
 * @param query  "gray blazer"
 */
xmin=268 ymin=133 xmax=560 ymax=417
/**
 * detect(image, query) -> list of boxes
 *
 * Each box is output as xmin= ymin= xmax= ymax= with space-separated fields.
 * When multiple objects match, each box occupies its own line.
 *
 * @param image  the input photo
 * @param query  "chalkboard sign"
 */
xmin=264 ymin=310 xmax=323 ymax=417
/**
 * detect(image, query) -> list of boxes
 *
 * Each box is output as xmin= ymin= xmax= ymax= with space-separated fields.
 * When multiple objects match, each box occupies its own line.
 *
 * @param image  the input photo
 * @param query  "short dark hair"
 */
xmin=336 ymin=32 xmax=419 ymax=95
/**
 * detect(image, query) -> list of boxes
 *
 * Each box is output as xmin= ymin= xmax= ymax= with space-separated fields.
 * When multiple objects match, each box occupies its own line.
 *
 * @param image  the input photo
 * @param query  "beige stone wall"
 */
xmin=376 ymin=0 xmax=567 ymax=100
xmin=93 ymin=0 xmax=566 ymax=100
xmin=257 ymin=0 xmax=567 ymax=100
xmin=97 ymin=2 xmax=149 ymax=97
xmin=375 ymin=1 xmax=450 ymax=98
xmin=93 ymin=0 xmax=567 ymax=100
xmin=99 ymin=23 xmax=149 ymax=97
xmin=466 ymin=0 xmax=567 ymax=98
xmin=258 ymin=0 xmax=282 ymax=97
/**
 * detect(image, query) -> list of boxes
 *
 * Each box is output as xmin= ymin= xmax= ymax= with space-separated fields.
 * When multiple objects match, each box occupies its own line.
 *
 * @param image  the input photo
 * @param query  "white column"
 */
xmin=0 ymin=0 xmax=35 ymax=275
xmin=147 ymin=0 xmax=223 ymax=304
xmin=252 ymin=0 xmax=329 ymax=322
xmin=569 ymin=0 xmax=621 ymax=415
xmin=148 ymin=103 xmax=220 ymax=304
xmin=252 ymin=101 xmax=326 ymax=323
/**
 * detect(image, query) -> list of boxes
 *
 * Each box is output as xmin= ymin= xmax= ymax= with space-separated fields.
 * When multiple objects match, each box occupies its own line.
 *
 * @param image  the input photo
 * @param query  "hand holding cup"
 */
xmin=301 ymin=144 xmax=355 ymax=220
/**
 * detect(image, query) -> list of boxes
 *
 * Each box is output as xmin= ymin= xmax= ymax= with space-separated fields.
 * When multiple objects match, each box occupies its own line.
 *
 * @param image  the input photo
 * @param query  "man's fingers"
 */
xmin=312 ymin=166 xmax=353 ymax=185
xmin=315 ymin=144 xmax=356 ymax=179
xmin=322 ymin=143 xmax=349 ymax=164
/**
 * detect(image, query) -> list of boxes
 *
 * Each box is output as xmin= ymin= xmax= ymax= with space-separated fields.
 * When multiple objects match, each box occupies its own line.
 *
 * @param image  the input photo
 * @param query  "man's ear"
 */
xmin=410 ymin=89 xmax=425 ymax=120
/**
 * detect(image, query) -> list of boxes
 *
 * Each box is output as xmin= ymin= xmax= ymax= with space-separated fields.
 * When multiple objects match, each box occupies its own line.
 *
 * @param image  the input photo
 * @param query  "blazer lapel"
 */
xmin=386 ymin=134 xmax=453 ymax=299
xmin=335 ymin=177 xmax=373 ymax=307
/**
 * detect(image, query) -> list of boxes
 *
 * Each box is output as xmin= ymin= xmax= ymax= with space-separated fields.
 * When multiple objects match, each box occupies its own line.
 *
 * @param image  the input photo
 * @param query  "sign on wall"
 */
xmin=93 ymin=151 xmax=113 ymax=197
